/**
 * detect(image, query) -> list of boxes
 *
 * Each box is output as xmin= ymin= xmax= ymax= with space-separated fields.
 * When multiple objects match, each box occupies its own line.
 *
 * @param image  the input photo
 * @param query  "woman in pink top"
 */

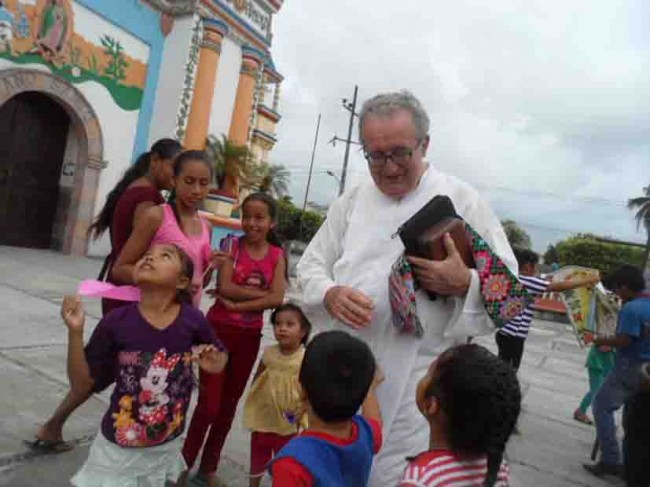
xmin=112 ymin=151 xmax=227 ymax=306
xmin=182 ymin=193 xmax=287 ymax=487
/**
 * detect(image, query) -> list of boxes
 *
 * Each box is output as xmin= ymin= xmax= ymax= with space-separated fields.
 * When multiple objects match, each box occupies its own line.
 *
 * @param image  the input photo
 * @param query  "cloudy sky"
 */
xmin=269 ymin=0 xmax=649 ymax=251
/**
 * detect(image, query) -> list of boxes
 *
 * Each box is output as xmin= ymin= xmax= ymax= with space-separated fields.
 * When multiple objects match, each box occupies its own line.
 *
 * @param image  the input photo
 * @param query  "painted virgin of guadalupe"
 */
xmin=36 ymin=0 xmax=68 ymax=62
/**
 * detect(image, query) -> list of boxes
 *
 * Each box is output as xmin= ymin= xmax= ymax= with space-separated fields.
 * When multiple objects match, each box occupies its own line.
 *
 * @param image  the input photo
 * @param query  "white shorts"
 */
xmin=71 ymin=430 xmax=185 ymax=487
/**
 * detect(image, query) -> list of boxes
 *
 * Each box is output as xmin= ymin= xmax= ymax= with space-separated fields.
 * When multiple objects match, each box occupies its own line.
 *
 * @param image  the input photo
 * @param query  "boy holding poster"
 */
xmin=495 ymin=249 xmax=600 ymax=371
xmin=583 ymin=265 xmax=650 ymax=479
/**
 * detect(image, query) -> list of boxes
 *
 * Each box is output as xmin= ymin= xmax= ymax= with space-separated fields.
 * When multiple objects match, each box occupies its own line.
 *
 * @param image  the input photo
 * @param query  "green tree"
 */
xmin=276 ymin=197 xmax=324 ymax=243
xmin=627 ymin=185 xmax=650 ymax=269
xmin=552 ymin=234 xmax=644 ymax=275
xmin=204 ymin=135 xmax=257 ymax=194
xmin=543 ymin=244 xmax=560 ymax=265
xmin=501 ymin=219 xmax=532 ymax=249
xmin=258 ymin=164 xmax=291 ymax=198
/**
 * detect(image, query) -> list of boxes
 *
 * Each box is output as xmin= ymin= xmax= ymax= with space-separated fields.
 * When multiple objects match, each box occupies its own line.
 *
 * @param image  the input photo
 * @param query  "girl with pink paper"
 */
xmin=64 ymin=244 xmax=227 ymax=486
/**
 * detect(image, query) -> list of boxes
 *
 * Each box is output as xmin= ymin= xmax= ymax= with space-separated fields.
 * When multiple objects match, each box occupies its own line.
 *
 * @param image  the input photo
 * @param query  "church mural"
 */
xmin=0 ymin=0 xmax=148 ymax=110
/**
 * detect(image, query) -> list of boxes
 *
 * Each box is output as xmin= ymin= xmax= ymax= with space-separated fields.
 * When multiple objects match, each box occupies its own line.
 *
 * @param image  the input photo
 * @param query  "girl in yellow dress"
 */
xmin=243 ymin=303 xmax=311 ymax=487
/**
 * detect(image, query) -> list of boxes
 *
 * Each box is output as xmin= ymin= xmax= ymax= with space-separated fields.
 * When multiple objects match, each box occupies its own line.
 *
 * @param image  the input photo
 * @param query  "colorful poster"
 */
xmin=0 ymin=0 xmax=148 ymax=111
xmin=593 ymin=286 xmax=620 ymax=337
xmin=550 ymin=266 xmax=598 ymax=345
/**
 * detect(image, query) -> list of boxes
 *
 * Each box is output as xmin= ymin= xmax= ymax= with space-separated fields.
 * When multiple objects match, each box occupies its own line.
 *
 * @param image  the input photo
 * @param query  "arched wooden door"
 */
xmin=0 ymin=92 xmax=71 ymax=248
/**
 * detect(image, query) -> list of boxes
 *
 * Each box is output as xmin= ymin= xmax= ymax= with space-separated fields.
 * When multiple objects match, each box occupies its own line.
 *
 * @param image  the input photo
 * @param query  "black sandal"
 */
xmin=24 ymin=438 xmax=74 ymax=454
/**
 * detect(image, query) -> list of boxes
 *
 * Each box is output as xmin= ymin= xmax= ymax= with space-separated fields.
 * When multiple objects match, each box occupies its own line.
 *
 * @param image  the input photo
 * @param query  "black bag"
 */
xmin=394 ymin=195 xmax=474 ymax=299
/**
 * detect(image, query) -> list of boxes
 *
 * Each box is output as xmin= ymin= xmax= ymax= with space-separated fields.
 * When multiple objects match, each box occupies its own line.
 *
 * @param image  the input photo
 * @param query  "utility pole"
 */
xmin=302 ymin=114 xmax=322 ymax=214
xmin=330 ymin=86 xmax=361 ymax=196
xmin=298 ymin=114 xmax=322 ymax=240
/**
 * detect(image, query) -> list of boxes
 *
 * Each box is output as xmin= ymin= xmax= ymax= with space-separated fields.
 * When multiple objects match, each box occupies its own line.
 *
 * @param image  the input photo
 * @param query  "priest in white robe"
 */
xmin=297 ymin=90 xmax=517 ymax=486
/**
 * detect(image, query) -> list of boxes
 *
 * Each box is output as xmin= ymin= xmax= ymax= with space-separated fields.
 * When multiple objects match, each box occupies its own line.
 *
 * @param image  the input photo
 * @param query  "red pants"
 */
xmin=250 ymin=432 xmax=294 ymax=476
xmin=182 ymin=322 xmax=262 ymax=474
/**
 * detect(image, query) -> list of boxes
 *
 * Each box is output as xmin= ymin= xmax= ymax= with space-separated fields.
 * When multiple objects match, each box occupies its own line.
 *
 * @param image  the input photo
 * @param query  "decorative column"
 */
xmin=228 ymin=48 xmax=262 ymax=145
xmin=224 ymin=47 xmax=263 ymax=195
xmin=184 ymin=19 xmax=228 ymax=149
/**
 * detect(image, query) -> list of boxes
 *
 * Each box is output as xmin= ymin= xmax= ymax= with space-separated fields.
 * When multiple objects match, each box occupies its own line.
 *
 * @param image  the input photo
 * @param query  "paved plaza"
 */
xmin=0 ymin=246 xmax=625 ymax=486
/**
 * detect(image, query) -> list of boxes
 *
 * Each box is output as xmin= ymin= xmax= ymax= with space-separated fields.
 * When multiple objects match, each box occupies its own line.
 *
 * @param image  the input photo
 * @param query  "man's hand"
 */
xmin=324 ymin=286 xmax=374 ymax=329
xmin=61 ymin=296 xmax=85 ymax=333
xmin=407 ymin=233 xmax=471 ymax=297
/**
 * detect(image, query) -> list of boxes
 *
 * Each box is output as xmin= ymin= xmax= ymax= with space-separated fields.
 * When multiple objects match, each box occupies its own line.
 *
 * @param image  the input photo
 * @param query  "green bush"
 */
xmin=548 ymin=235 xmax=644 ymax=275
xmin=299 ymin=211 xmax=325 ymax=242
xmin=276 ymin=197 xmax=324 ymax=243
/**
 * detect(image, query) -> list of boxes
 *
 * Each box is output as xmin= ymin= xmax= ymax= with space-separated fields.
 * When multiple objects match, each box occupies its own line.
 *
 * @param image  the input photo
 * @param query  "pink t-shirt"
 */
xmin=208 ymin=237 xmax=283 ymax=329
xmin=150 ymin=204 xmax=211 ymax=306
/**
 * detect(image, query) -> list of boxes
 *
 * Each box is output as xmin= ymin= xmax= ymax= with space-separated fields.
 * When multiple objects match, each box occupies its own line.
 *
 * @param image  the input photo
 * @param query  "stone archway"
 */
xmin=0 ymin=69 xmax=106 ymax=255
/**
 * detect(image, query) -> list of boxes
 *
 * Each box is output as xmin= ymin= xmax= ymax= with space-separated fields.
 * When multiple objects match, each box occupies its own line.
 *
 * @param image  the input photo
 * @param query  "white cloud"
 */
xmin=269 ymin=0 xmax=650 ymax=250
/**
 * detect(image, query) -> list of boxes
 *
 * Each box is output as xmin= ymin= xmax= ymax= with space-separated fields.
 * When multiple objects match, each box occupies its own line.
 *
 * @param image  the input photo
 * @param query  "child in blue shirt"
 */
xmin=269 ymin=330 xmax=383 ymax=486
xmin=584 ymin=265 xmax=650 ymax=478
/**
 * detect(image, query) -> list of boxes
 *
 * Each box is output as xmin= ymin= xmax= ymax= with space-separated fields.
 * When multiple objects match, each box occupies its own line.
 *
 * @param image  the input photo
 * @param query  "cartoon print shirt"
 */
xmin=208 ymin=238 xmax=284 ymax=329
xmin=85 ymin=303 xmax=226 ymax=448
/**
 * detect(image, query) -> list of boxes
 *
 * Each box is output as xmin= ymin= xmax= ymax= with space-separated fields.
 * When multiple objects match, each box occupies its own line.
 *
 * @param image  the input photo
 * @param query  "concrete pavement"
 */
xmin=0 ymin=245 xmax=625 ymax=486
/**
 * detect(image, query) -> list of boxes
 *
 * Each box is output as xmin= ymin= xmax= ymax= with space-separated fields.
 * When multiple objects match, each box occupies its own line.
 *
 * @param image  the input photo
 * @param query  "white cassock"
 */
xmin=297 ymin=165 xmax=517 ymax=486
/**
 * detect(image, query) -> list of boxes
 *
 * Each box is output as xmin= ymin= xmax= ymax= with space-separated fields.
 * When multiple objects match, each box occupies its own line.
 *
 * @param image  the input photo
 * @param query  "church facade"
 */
xmin=0 ymin=0 xmax=283 ymax=255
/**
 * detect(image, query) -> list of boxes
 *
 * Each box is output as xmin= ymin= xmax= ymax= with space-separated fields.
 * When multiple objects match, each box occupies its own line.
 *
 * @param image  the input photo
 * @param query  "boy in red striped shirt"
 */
xmin=400 ymin=344 xmax=521 ymax=487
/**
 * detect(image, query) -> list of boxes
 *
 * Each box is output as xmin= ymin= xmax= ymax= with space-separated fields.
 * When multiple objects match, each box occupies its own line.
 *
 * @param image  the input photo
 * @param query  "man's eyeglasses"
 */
xmin=363 ymin=140 xmax=423 ymax=168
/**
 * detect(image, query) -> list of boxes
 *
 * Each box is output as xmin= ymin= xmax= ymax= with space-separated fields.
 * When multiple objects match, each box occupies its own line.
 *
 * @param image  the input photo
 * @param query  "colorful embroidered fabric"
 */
xmin=389 ymin=256 xmax=424 ymax=337
xmin=389 ymin=222 xmax=532 ymax=337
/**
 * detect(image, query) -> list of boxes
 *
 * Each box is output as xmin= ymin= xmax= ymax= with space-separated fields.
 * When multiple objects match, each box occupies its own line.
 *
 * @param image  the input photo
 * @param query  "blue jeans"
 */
xmin=593 ymin=358 xmax=643 ymax=465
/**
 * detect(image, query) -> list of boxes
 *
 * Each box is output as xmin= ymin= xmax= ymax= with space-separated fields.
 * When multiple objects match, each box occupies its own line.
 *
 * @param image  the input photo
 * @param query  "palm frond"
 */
xmin=628 ymin=191 xmax=650 ymax=230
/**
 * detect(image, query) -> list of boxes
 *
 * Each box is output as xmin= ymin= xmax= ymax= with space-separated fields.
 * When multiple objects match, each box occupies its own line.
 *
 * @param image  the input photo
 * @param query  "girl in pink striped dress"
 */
xmin=112 ymin=150 xmax=227 ymax=306
xmin=399 ymin=344 xmax=521 ymax=487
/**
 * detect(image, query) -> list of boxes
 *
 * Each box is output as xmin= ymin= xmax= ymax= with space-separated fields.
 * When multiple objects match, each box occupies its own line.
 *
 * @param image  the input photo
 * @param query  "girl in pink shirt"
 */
xmin=112 ymin=150 xmax=227 ymax=307
xmin=182 ymin=193 xmax=287 ymax=487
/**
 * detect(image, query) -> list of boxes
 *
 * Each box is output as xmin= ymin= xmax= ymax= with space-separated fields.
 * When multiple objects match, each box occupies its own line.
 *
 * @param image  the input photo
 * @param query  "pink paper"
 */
xmin=78 ymin=280 xmax=141 ymax=302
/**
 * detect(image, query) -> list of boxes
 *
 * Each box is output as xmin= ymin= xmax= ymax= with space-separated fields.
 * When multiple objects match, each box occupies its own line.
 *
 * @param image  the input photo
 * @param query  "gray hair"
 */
xmin=358 ymin=90 xmax=430 ymax=144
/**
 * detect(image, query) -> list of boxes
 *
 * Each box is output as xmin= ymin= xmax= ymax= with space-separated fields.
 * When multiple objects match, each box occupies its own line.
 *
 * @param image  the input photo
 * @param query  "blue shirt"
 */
xmin=616 ymin=296 xmax=650 ymax=362
xmin=270 ymin=415 xmax=376 ymax=486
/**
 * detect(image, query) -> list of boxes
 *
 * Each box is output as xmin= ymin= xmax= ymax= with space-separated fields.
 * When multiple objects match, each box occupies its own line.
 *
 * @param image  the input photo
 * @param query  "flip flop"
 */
xmin=24 ymin=438 xmax=74 ymax=454
xmin=573 ymin=412 xmax=594 ymax=425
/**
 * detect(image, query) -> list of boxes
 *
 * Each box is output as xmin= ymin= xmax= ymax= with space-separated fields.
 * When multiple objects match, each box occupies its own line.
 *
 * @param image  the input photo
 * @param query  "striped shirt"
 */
xmin=498 ymin=275 xmax=549 ymax=339
xmin=399 ymin=450 xmax=510 ymax=487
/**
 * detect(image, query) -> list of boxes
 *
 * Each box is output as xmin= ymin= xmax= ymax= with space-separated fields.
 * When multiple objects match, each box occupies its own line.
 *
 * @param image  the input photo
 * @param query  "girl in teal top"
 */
xmin=574 ymin=344 xmax=616 ymax=424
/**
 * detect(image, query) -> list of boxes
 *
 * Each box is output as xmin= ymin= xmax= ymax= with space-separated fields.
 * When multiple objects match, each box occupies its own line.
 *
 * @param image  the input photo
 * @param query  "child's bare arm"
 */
xmin=362 ymin=368 xmax=384 ymax=423
xmin=223 ymin=258 xmax=286 ymax=312
xmin=251 ymin=361 xmax=267 ymax=384
xmin=61 ymin=296 xmax=94 ymax=394
xmin=111 ymin=207 xmax=162 ymax=284
xmin=548 ymin=273 xmax=600 ymax=292
xmin=217 ymin=257 xmax=270 ymax=301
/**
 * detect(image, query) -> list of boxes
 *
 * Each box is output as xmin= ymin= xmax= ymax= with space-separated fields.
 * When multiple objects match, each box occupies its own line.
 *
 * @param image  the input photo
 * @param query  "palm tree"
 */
xmin=258 ymin=164 xmax=291 ymax=198
xmin=628 ymin=185 xmax=650 ymax=269
xmin=204 ymin=134 xmax=255 ymax=196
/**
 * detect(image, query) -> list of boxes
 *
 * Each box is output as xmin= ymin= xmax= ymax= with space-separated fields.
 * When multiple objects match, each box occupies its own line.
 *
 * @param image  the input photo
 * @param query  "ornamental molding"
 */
xmin=141 ymin=0 xmax=197 ymax=15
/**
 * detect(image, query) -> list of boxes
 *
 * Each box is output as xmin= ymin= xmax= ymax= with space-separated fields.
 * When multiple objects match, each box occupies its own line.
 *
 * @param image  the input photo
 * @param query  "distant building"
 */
xmin=0 ymin=0 xmax=284 ymax=256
